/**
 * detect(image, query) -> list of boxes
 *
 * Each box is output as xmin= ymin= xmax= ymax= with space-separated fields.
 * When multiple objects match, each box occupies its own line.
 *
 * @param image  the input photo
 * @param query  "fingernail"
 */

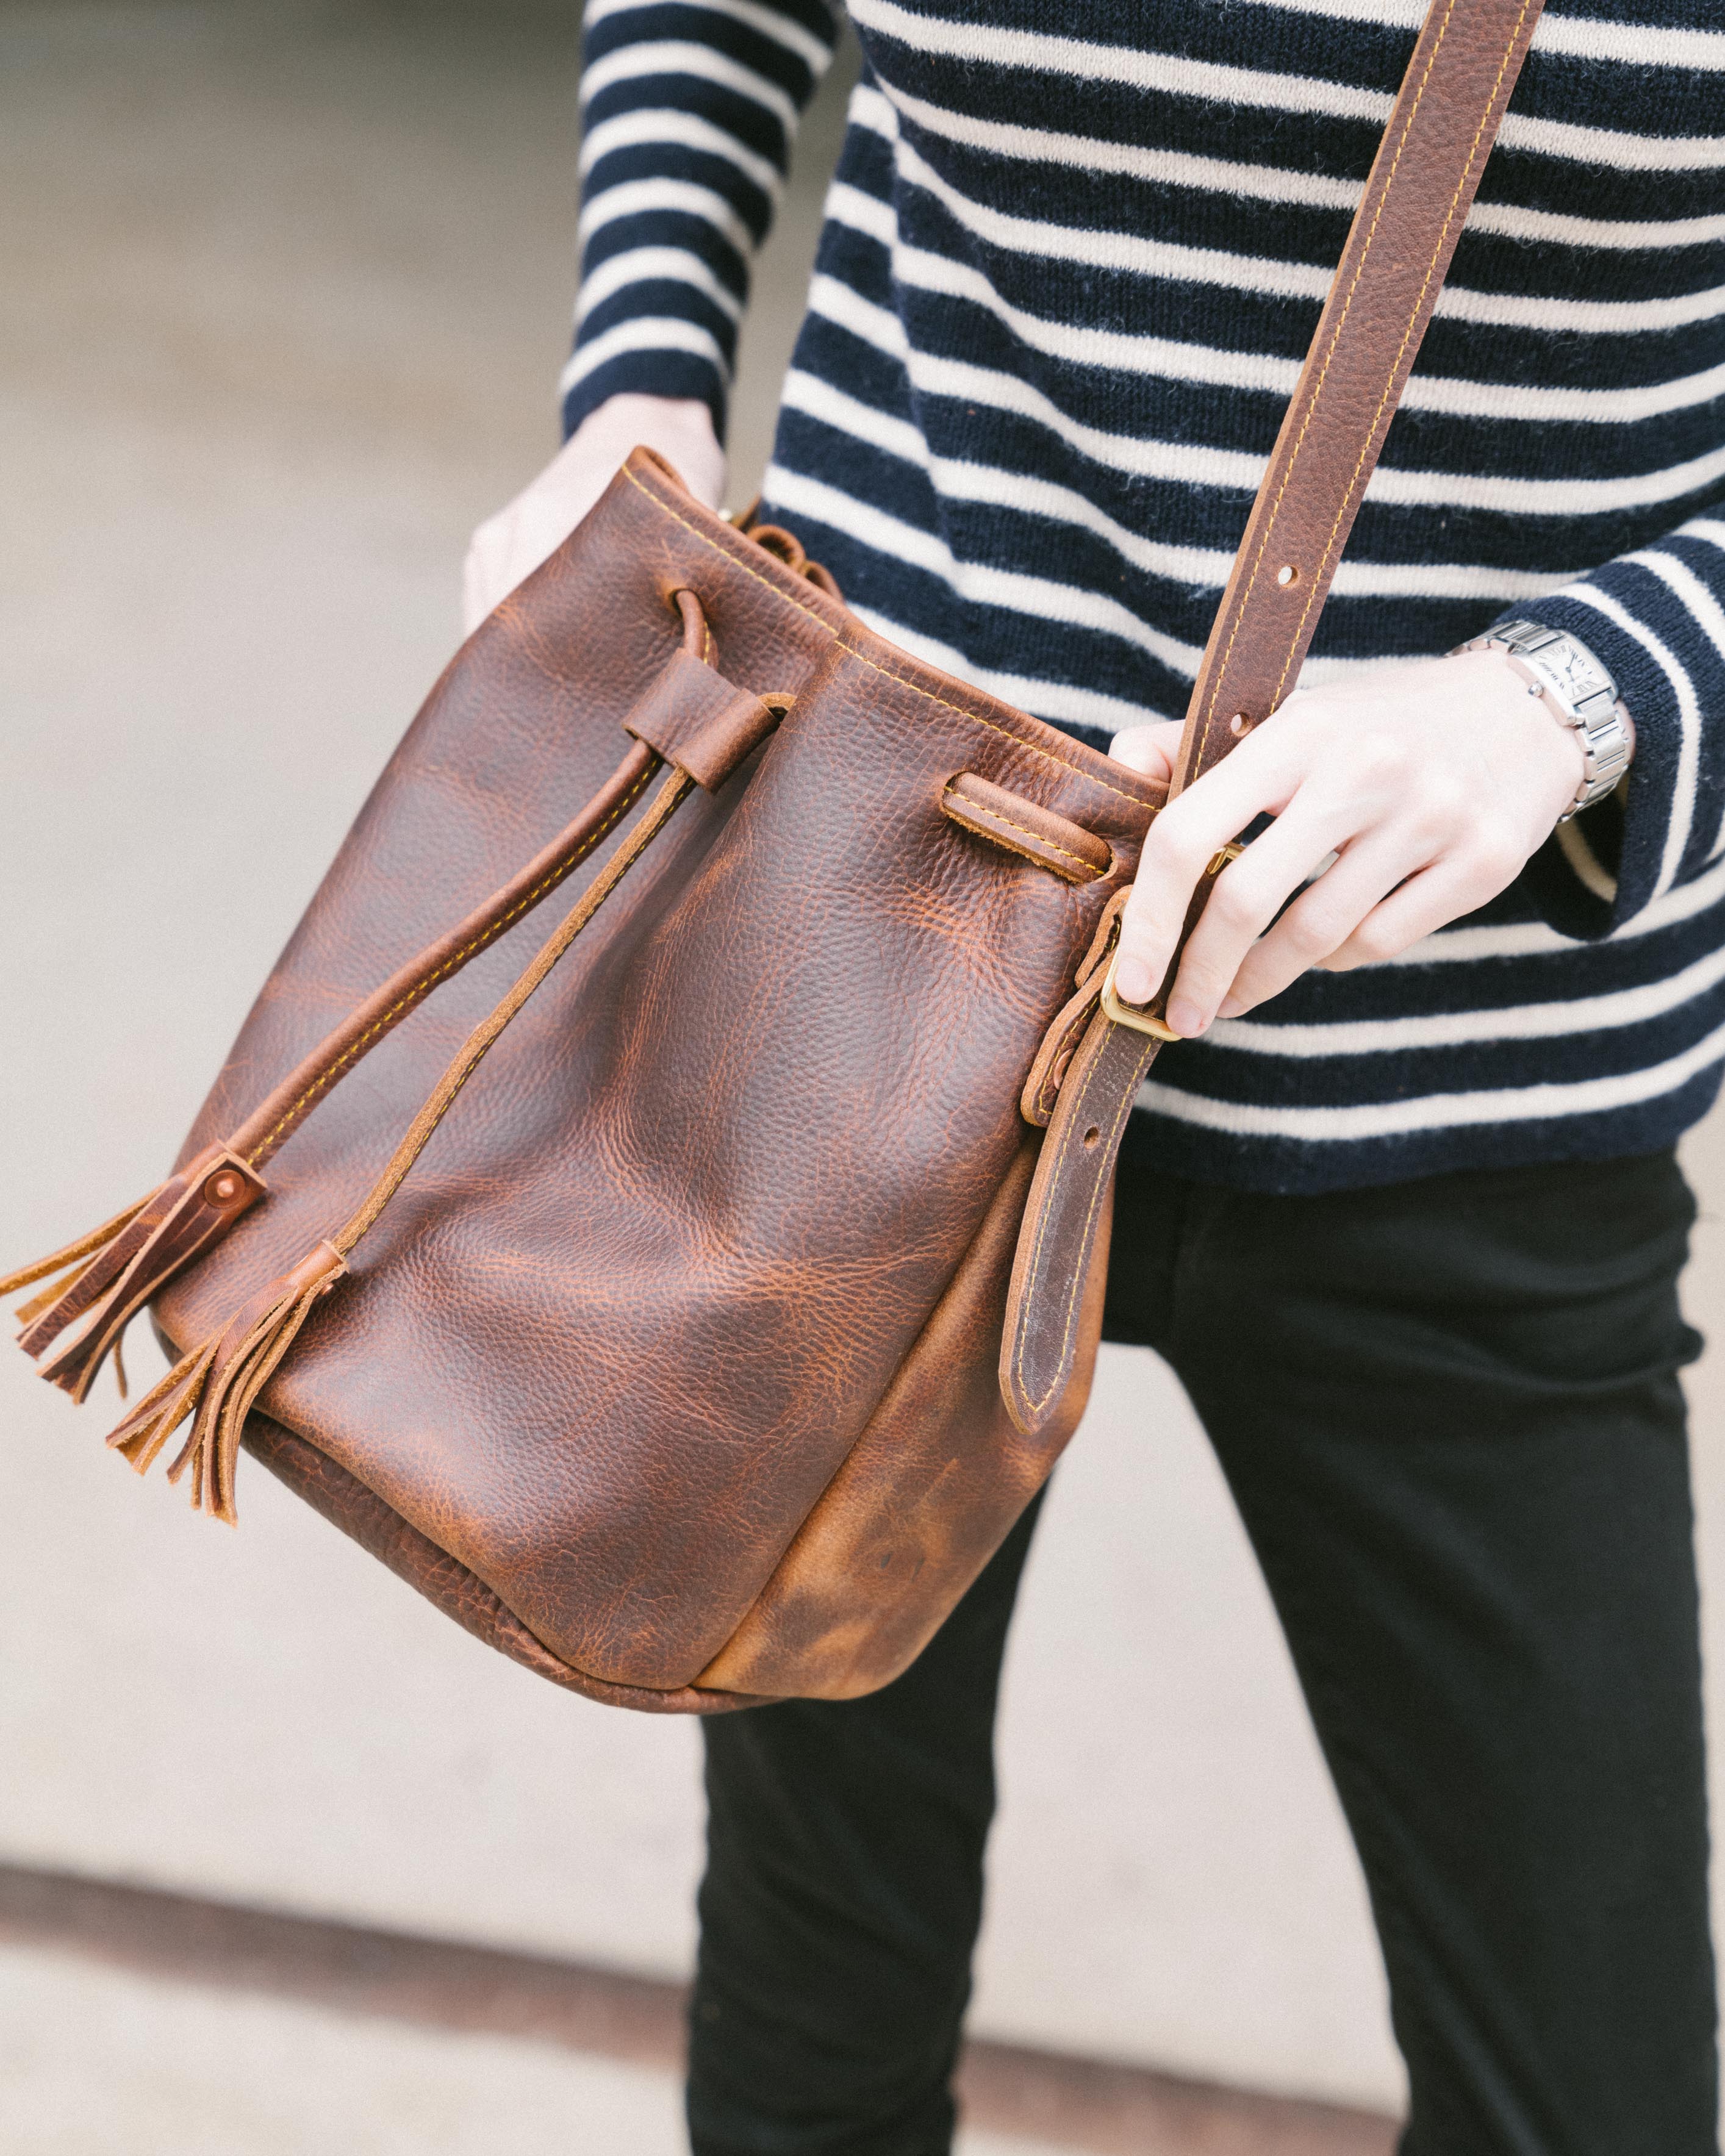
xmin=1114 ymin=958 xmax=1152 ymax=1005
xmin=1216 ymin=995 xmax=1244 ymax=1019
xmin=1166 ymin=997 xmax=1205 ymax=1038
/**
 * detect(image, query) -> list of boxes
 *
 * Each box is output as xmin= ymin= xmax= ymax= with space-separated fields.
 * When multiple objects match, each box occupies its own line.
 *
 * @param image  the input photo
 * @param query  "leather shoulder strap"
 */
xmin=1002 ymin=0 xmax=1544 ymax=1435
xmin=1176 ymin=0 xmax=1543 ymax=793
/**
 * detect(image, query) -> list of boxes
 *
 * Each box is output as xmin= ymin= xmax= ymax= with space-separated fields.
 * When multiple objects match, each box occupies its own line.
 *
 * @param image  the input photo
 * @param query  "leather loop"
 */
xmin=623 ymin=648 xmax=780 ymax=792
xmin=942 ymin=772 xmax=1116 ymax=886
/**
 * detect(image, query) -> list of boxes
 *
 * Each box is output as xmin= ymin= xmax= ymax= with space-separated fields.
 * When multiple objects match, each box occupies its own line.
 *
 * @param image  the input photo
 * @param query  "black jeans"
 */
xmin=687 ymin=1151 xmax=1717 ymax=2155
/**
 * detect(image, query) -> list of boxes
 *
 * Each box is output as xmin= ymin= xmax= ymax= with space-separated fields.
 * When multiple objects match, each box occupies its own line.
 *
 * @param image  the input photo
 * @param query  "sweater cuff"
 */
xmin=1497 ymin=542 xmax=1717 ymax=941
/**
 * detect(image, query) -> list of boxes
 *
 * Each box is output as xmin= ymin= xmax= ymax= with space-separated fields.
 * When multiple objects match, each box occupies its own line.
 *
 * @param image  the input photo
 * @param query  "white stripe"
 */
xmin=581 ymin=0 xmax=834 ymax=73
xmin=1467 ymin=200 xmax=1725 ymax=251
xmin=845 ymin=602 xmax=1173 ymax=732
xmin=579 ymin=176 xmax=757 ymax=256
xmin=850 ymin=0 xmax=1725 ymax=168
xmin=1401 ymin=355 xmax=1725 ymax=426
xmin=857 ymin=80 xmax=1725 ymax=249
xmin=781 ymin=368 xmax=929 ymax=466
xmin=888 ymin=137 xmax=1332 ymax=305
xmin=854 ymin=78 xmax=1367 ymax=213
xmin=825 ymin=174 xmax=898 ymax=246
xmin=1231 ymin=0 xmax=1725 ymax=66
xmin=1562 ymin=581 xmax=1701 ymax=898
xmin=1554 ymin=816 xmax=1619 ymax=905
xmin=581 ymin=41 xmax=800 ymax=135
xmin=780 ymin=367 xmax=1579 ymax=604
xmin=1632 ymin=547 xmax=1725 ymax=675
xmin=1434 ymin=278 xmax=1725 ymax=335
xmin=560 ymin=315 xmax=729 ymax=394
xmin=1676 ymin=521 xmax=1725 ymax=856
xmin=833 ymin=167 xmax=1725 ymax=426
xmin=1535 ymin=8 xmax=1725 ymax=67
xmin=1136 ymin=1014 xmax=1725 ymax=1141
xmin=807 ymin=270 xmax=1725 ymax=518
xmin=1366 ymin=439 xmax=1725 ymax=517
xmin=762 ymin=463 xmax=1208 ymax=675
xmin=1213 ymin=939 xmax=1725 ymax=1059
xmin=1382 ymin=852 xmax=1725 ymax=966
xmin=1623 ymin=551 xmax=1725 ymax=863
xmin=579 ymin=107 xmax=783 ymax=199
xmin=576 ymin=244 xmax=742 ymax=326
xmin=889 ymin=229 xmax=1321 ymax=365
xmin=809 ymin=271 xmax=909 ymax=357
xmin=848 ymin=0 xmax=1394 ymax=123
xmin=1225 ymin=0 xmax=1421 ymax=23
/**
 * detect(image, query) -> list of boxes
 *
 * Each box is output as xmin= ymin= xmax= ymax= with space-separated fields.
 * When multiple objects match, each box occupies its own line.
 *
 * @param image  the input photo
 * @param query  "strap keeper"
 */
xmin=624 ymin=649 xmax=782 ymax=792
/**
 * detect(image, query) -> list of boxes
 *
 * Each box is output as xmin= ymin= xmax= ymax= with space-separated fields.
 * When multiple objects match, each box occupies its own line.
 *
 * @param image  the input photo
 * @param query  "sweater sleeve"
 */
xmin=1505 ymin=509 xmax=1725 ymax=942
xmin=563 ymin=0 xmax=839 ymax=443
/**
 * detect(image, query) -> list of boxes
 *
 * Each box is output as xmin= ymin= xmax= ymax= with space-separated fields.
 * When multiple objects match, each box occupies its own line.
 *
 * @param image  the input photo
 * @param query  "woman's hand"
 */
xmin=462 ymin=394 xmax=725 ymax=635
xmin=1107 ymin=648 xmax=1612 ymax=1037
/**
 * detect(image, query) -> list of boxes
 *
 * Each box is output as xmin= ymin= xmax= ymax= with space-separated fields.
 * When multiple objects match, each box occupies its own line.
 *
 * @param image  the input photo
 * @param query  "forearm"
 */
xmin=566 ymin=0 xmax=839 ymax=443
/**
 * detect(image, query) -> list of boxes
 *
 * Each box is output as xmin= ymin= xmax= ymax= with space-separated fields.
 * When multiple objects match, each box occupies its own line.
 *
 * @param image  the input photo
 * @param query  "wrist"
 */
xmin=1453 ymin=620 xmax=1634 ymax=819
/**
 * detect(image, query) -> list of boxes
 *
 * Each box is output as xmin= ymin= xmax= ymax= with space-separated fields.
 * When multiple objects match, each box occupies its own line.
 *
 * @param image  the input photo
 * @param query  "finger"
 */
xmin=1156 ymin=794 xmax=1376 ymax=1034
xmin=1213 ymin=830 xmax=1434 ymax=1015
xmin=1319 ymin=851 xmax=1513 ymax=973
xmin=1108 ymin=720 xmax=1183 ymax=783
xmin=1111 ymin=726 xmax=1311 ymax=1004
xmin=461 ymin=538 xmax=491 ymax=637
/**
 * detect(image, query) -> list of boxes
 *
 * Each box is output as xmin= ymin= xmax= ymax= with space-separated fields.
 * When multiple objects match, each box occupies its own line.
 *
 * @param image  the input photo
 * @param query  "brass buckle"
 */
xmin=1099 ymin=951 xmax=1183 ymax=1039
xmin=1097 ymin=844 xmax=1243 ymax=1042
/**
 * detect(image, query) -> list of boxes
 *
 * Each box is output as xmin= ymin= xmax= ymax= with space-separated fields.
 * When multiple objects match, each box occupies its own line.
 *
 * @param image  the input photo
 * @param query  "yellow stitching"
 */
xmin=245 ymin=762 xmax=654 ymax=1164
xmin=944 ymin=795 xmax=1104 ymax=878
xmin=623 ymin=466 xmax=1154 ymax=808
xmin=1195 ymin=0 xmax=1532 ymax=770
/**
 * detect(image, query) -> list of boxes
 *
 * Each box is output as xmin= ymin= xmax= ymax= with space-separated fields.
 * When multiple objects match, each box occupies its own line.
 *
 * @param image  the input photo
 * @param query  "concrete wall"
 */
xmin=2 ymin=1 xmax=1721 ymax=2116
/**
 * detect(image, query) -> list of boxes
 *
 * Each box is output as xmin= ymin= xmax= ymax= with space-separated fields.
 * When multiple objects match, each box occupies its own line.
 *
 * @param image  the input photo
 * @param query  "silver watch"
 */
xmin=1455 ymin=619 xmax=1633 ymax=820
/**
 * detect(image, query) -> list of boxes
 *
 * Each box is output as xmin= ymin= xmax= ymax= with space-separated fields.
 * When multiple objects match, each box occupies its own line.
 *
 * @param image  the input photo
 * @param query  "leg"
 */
xmin=687 ymin=1491 xmax=1043 ymax=2156
xmin=1108 ymin=1149 xmax=1717 ymax=2155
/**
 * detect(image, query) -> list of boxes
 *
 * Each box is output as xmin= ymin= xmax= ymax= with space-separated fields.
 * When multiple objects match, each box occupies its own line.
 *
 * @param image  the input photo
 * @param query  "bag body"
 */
xmin=152 ymin=463 xmax=1155 ymax=1708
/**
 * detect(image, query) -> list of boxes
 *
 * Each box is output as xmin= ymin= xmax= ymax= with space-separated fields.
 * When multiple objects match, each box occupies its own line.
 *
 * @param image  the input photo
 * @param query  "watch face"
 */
xmin=1537 ymin=639 xmax=1610 ymax=707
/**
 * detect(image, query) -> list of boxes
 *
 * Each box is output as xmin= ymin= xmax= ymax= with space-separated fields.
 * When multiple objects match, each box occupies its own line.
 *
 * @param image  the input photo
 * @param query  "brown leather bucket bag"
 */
xmin=3 ymin=0 xmax=1541 ymax=1711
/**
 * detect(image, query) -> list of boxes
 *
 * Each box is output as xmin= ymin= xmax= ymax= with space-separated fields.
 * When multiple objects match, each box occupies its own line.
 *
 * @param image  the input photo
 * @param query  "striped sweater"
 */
xmin=565 ymin=0 xmax=1725 ymax=1195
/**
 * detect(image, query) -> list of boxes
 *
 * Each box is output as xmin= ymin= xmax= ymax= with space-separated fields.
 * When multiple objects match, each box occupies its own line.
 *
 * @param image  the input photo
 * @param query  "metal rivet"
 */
xmin=1277 ymin=564 xmax=1298 ymax=586
xmin=203 ymin=1170 xmax=243 ymax=1206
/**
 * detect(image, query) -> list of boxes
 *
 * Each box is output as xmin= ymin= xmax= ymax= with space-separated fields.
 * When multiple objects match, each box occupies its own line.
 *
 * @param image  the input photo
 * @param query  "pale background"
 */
xmin=1 ymin=0 xmax=1721 ymax=2126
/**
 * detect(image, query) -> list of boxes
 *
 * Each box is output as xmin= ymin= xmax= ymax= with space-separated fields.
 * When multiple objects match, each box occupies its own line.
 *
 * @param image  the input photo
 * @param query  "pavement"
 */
xmin=0 ymin=1941 xmax=1079 ymax=2156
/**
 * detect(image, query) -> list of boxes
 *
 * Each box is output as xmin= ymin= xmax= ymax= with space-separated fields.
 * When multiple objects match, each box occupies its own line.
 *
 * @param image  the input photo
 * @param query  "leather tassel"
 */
xmin=1 ymin=1144 xmax=267 ymax=1403
xmin=106 ymin=1241 xmax=347 ymax=1524
xmin=107 ymin=1338 xmax=220 ymax=1476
